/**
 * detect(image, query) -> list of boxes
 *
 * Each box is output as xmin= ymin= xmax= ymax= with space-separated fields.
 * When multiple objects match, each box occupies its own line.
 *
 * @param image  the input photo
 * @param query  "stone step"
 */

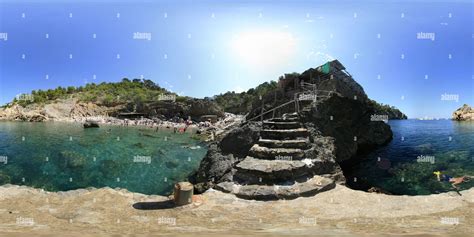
xmin=262 ymin=121 xmax=301 ymax=129
xmin=282 ymin=113 xmax=299 ymax=119
xmin=216 ymin=175 xmax=336 ymax=200
xmin=234 ymin=157 xmax=309 ymax=184
xmin=268 ymin=117 xmax=299 ymax=122
xmin=249 ymin=144 xmax=305 ymax=160
xmin=260 ymin=128 xmax=309 ymax=140
xmin=258 ymin=138 xmax=310 ymax=149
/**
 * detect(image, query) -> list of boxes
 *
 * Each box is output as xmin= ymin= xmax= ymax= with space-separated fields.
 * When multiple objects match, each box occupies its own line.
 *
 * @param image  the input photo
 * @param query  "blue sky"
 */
xmin=0 ymin=0 xmax=472 ymax=118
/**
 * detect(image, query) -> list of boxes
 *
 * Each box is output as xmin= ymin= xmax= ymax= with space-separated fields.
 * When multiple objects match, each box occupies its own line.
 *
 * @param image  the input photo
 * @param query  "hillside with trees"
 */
xmin=10 ymin=78 xmax=185 ymax=108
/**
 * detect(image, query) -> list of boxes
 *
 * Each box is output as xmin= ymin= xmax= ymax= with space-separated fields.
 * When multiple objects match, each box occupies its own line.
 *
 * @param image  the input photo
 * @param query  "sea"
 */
xmin=0 ymin=121 xmax=207 ymax=195
xmin=346 ymin=119 xmax=474 ymax=195
xmin=1 ymin=119 xmax=473 ymax=195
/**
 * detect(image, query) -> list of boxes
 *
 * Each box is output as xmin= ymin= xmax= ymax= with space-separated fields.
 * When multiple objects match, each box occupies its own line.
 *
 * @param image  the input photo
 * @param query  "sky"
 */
xmin=0 ymin=0 xmax=472 ymax=119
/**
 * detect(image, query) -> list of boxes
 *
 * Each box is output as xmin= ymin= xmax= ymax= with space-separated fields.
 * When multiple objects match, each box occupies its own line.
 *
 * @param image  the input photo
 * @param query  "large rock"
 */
xmin=191 ymin=122 xmax=260 ymax=193
xmin=301 ymin=95 xmax=393 ymax=163
xmin=191 ymin=144 xmax=238 ymax=193
xmin=0 ymin=104 xmax=48 ymax=122
xmin=452 ymin=104 xmax=474 ymax=121
xmin=218 ymin=122 xmax=260 ymax=157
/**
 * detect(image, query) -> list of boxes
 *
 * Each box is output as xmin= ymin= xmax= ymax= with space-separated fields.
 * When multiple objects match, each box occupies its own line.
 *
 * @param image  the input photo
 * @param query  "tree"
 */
xmin=67 ymin=86 xmax=76 ymax=94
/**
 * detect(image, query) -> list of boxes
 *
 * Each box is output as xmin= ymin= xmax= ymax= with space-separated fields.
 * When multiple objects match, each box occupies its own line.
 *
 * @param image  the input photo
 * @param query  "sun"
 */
xmin=230 ymin=30 xmax=297 ymax=69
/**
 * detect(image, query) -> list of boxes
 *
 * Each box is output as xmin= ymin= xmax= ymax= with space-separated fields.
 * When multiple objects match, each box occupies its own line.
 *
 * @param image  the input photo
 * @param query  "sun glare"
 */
xmin=230 ymin=30 xmax=297 ymax=69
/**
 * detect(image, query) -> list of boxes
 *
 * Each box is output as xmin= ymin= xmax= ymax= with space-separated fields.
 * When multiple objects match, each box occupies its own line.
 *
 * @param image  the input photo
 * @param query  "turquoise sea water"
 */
xmin=0 ymin=122 xmax=207 ymax=195
xmin=1 ymin=120 xmax=472 ymax=196
xmin=346 ymin=119 xmax=474 ymax=195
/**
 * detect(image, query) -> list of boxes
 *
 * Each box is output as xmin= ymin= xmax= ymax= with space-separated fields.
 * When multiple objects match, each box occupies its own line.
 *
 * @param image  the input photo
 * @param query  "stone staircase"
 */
xmin=216 ymin=113 xmax=336 ymax=200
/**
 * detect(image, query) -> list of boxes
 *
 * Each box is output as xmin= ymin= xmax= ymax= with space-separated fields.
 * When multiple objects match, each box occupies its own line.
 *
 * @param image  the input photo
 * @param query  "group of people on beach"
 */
xmin=79 ymin=114 xmax=228 ymax=141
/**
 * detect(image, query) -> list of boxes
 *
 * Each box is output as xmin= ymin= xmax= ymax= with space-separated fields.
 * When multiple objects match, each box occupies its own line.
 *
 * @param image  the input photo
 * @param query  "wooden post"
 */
xmin=260 ymin=95 xmax=264 ymax=122
xmin=173 ymin=182 xmax=193 ymax=206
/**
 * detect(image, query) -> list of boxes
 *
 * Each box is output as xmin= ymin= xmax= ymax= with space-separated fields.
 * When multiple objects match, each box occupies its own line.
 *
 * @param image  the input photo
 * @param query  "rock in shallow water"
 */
xmin=452 ymin=104 xmax=474 ymax=121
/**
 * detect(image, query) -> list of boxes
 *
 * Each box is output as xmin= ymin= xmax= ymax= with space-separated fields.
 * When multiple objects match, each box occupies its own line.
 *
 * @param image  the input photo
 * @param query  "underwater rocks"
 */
xmin=60 ymin=151 xmax=87 ymax=168
xmin=452 ymin=104 xmax=474 ymax=121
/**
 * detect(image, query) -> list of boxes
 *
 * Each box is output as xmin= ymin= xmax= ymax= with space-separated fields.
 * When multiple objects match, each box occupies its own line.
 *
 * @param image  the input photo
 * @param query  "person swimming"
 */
xmin=433 ymin=171 xmax=472 ymax=189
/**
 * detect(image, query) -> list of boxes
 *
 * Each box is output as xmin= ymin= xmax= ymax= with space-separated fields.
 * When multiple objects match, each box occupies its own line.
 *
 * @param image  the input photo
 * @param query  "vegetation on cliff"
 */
xmin=212 ymin=81 xmax=278 ymax=114
xmin=10 ymin=78 xmax=185 ymax=108
xmin=367 ymin=99 xmax=407 ymax=120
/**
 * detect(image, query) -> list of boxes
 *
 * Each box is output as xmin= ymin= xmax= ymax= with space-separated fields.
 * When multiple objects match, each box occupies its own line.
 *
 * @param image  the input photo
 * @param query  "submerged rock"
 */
xmin=83 ymin=120 xmax=100 ymax=128
xmin=60 ymin=151 xmax=87 ymax=168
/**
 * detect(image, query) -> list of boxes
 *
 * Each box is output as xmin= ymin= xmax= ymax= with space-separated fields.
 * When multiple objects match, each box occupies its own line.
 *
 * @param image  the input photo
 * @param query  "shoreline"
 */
xmin=1 ymin=184 xmax=472 ymax=236
xmin=0 ymin=113 xmax=245 ymax=140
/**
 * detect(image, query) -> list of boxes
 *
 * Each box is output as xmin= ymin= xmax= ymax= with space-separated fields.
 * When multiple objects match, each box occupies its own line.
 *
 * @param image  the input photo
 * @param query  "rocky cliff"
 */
xmin=0 ymin=98 xmax=224 ymax=122
xmin=192 ymin=60 xmax=394 ymax=194
xmin=249 ymin=60 xmax=394 ymax=163
xmin=301 ymin=96 xmax=392 ymax=163
xmin=0 ymin=99 xmax=115 ymax=122
xmin=452 ymin=104 xmax=474 ymax=121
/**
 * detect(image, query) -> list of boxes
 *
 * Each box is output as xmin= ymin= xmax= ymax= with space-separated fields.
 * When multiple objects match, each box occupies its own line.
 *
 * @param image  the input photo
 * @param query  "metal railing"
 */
xmin=244 ymin=82 xmax=339 ymax=123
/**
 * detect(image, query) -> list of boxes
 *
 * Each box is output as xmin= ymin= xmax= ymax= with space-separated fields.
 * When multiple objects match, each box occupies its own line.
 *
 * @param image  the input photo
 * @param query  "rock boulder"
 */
xmin=452 ymin=104 xmax=474 ymax=121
